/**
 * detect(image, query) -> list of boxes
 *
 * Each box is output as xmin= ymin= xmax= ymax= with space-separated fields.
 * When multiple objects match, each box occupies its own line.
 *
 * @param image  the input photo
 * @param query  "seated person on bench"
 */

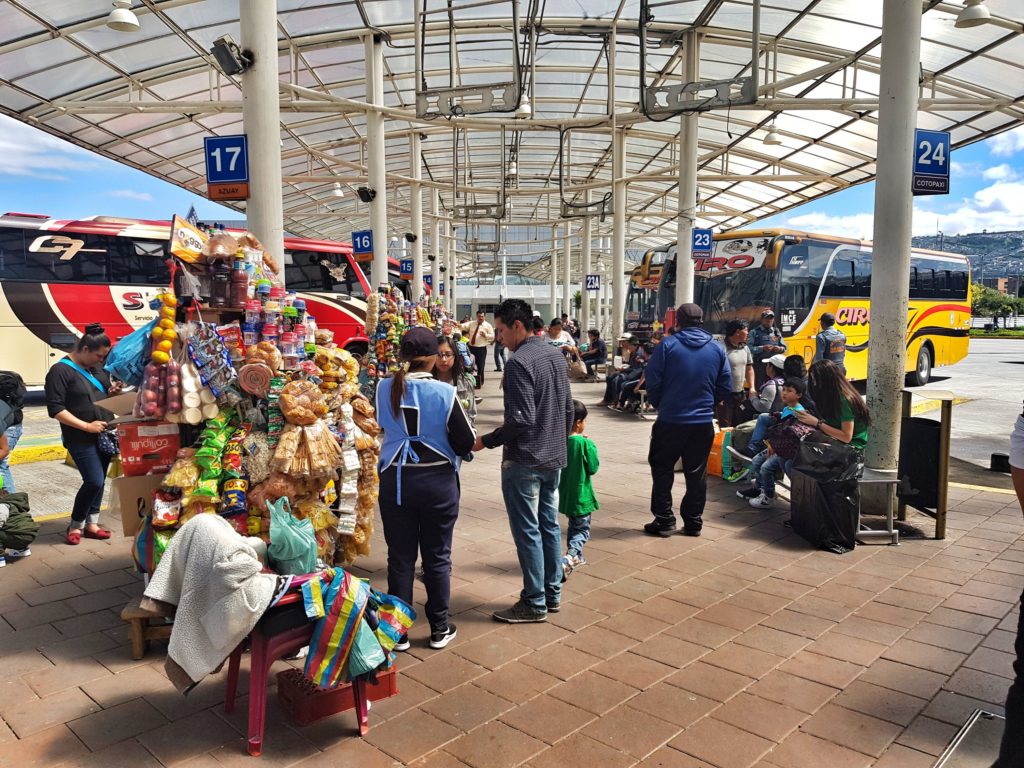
xmin=736 ymin=378 xmax=814 ymax=509
xmin=579 ymin=329 xmax=607 ymax=378
xmin=740 ymin=354 xmax=815 ymax=458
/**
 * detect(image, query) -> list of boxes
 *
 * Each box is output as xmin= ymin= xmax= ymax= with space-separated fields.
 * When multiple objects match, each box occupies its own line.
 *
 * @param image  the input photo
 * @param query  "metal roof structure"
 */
xmin=2 ymin=0 xmax=1023 ymax=278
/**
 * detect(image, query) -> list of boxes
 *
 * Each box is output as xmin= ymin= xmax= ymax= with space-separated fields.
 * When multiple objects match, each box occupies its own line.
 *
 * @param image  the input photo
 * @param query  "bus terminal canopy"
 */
xmin=2 ymin=0 xmax=1024 ymax=279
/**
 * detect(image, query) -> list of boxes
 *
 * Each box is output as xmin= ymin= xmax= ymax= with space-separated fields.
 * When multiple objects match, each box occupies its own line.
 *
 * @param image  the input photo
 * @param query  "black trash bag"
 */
xmin=789 ymin=434 xmax=863 ymax=554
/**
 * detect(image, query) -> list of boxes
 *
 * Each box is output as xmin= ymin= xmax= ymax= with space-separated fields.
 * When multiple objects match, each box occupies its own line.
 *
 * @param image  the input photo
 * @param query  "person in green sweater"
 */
xmin=559 ymin=400 xmax=599 ymax=580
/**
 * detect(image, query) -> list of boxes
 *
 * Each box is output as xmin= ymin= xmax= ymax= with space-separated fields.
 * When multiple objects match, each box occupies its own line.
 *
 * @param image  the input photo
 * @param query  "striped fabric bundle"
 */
xmin=370 ymin=589 xmax=416 ymax=653
xmin=303 ymin=569 xmax=371 ymax=689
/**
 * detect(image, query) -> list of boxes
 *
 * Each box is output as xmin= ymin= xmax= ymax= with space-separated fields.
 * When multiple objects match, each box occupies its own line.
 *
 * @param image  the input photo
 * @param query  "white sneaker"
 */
xmin=7 ymin=548 xmax=31 ymax=558
xmin=749 ymin=492 xmax=775 ymax=509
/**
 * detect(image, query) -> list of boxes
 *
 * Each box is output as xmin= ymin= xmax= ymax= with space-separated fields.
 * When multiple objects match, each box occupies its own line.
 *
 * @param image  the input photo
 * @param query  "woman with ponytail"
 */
xmin=44 ymin=323 xmax=121 ymax=545
xmin=376 ymin=327 xmax=475 ymax=651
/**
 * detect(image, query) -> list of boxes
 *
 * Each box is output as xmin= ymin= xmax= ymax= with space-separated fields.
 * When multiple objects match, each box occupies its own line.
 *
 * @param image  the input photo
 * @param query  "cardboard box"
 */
xmin=117 ymin=421 xmax=180 ymax=477
xmin=112 ymin=473 xmax=167 ymax=537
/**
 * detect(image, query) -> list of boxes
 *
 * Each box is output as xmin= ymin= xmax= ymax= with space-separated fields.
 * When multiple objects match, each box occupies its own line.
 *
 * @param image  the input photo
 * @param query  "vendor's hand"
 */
xmin=108 ymin=379 xmax=124 ymax=395
xmin=793 ymin=410 xmax=817 ymax=426
xmin=766 ymin=444 xmax=775 ymax=456
xmin=86 ymin=420 xmax=108 ymax=434
xmin=472 ymin=436 xmax=486 ymax=452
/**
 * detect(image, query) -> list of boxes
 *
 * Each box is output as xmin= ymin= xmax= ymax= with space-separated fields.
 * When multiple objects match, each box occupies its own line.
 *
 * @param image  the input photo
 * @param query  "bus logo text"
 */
xmin=836 ymin=307 xmax=870 ymax=325
xmin=28 ymin=235 xmax=106 ymax=261
xmin=122 ymin=292 xmax=145 ymax=311
xmin=692 ymin=254 xmax=755 ymax=271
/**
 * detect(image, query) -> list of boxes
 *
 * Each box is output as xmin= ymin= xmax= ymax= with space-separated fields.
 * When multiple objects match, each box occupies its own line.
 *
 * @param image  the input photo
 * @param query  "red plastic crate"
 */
xmin=276 ymin=666 xmax=399 ymax=727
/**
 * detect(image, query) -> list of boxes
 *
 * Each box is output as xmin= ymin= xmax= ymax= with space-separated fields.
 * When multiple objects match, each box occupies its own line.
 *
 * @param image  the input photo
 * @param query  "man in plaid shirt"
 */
xmin=475 ymin=299 xmax=575 ymax=623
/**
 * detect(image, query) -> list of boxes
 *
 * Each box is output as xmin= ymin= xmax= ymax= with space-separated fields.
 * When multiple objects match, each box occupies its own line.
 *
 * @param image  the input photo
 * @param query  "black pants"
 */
xmin=648 ymin=421 xmax=716 ymax=532
xmin=378 ymin=464 xmax=460 ymax=633
xmin=996 ymin=585 xmax=1024 ymax=766
xmin=470 ymin=346 xmax=488 ymax=386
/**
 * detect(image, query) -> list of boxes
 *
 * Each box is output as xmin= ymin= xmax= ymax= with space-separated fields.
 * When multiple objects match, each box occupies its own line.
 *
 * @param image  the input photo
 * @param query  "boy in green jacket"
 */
xmin=559 ymin=400 xmax=599 ymax=580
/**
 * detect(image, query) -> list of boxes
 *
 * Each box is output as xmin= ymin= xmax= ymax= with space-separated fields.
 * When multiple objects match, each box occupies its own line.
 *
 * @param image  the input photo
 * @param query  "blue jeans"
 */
xmin=66 ymin=442 xmax=110 ymax=529
xmin=750 ymin=449 xmax=790 ymax=498
xmin=0 ymin=423 xmax=22 ymax=493
xmin=748 ymin=413 xmax=772 ymax=455
xmin=565 ymin=514 xmax=591 ymax=559
xmin=501 ymin=463 xmax=562 ymax=611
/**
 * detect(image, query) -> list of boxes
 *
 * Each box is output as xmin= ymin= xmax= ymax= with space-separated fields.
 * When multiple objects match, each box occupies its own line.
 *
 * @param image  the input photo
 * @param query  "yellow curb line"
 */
xmin=949 ymin=481 xmax=1017 ymax=496
xmin=35 ymin=504 xmax=109 ymax=523
xmin=910 ymin=396 xmax=971 ymax=416
xmin=9 ymin=445 xmax=67 ymax=465
xmin=35 ymin=511 xmax=72 ymax=522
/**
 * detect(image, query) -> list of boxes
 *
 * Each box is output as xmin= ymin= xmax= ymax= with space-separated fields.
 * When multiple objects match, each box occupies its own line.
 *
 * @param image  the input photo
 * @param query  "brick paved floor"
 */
xmin=1 ymin=377 xmax=1020 ymax=767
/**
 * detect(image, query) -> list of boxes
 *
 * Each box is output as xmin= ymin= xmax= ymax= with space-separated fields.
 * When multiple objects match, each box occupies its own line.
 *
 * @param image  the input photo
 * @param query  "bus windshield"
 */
xmin=695 ymin=267 xmax=777 ymax=336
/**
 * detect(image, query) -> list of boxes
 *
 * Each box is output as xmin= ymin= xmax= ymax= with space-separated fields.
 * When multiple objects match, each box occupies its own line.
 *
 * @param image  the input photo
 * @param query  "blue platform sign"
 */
xmin=912 ymin=129 xmax=950 ymax=196
xmin=691 ymin=228 xmax=713 ymax=254
xmin=351 ymin=230 xmax=373 ymax=263
xmin=203 ymin=135 xmax=249 ymax=184
xmin=423 ymin=275 xmax=433 ymax=287
xmin=585 ymin=274 xmax=601 ymax=291
xmin=439 ymin=281 xmax=445 ymax=295
xmin=399 ymin=259 xmax=414 ymax=279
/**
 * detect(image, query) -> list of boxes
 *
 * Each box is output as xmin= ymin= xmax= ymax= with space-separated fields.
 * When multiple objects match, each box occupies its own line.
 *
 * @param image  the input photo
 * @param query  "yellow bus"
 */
xmin=654 ymin=229 xmax=971 ymax=385
xmin=625 ymin=259 xmax=663 ymax=342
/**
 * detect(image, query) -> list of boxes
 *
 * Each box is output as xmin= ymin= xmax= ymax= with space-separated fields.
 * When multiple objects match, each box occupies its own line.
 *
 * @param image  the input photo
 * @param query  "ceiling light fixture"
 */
xmin=507 ymin=160 xmax=518 ymax=177
xmin=210 ymin=34 xmax=253 ymax=76
xmin=763 ymin=123 xmax=782 ymax=146
xmin=331 ymin=182 xmax=344 ymax=198
xmin=516 ymin=99 xmax=532 ymax=118
xmin=955 ymin=0 xmax=991 ymax=28
xmin=106 ymin=1 xmax=140 ymax=32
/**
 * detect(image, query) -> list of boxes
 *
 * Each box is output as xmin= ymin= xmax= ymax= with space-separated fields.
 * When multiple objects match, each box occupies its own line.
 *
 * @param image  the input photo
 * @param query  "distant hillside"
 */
xmin=912 ymin=230 xmax=1024 ymax=278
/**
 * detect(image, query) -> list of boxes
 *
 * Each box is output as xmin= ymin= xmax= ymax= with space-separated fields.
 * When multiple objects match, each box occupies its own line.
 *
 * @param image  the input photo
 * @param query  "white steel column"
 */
xmin=240 ymin=0 xmax=284 ymax=276
xmin=675 ymin=30 xmax=699 ymax=306
xmin=430 ymin=190 xmax=440 ymax=305
xmin=562 ymin=221 xmax=572 ymax=317
xmin=581 ymin=210 xmax=592 ymax=333
xmin=612 ymin=129 xmax=626 ymax=341
xmin=365 ymin=35 xmax=388 ymax=290
xmin=549 ymin=226 xmax=558 ymax=321
xmin=864 ymin=0 xmax=922 ymax=505
xmin=448 ymin=223 xmax=457 ymax=315
xmin=410 ymin=133 xmax=423 ymax=301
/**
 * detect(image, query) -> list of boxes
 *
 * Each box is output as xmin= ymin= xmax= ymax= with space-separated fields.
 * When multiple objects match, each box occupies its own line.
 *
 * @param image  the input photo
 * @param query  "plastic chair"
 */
xmin=224 ymin=592 xmax=314 ymax=757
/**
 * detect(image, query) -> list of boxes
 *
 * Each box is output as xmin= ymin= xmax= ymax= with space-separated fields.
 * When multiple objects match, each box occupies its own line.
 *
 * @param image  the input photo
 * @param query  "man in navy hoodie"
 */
xmin=644 ymin=303 xmax=732 ymax=537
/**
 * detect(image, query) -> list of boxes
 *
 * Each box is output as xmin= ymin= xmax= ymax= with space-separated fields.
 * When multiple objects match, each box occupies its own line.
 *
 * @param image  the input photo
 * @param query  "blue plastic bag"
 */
xmin=104 ymin=319 xmax=157 ymax=387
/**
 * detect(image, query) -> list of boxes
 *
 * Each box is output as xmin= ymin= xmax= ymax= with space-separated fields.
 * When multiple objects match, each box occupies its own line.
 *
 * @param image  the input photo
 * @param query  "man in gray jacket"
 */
xmin=475 ymin=299 xmax=575 ymax=623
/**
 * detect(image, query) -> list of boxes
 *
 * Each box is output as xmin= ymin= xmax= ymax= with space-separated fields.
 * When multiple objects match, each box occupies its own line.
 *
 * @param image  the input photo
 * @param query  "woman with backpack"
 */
xmin=0 ymin=369 xmax=26 ymax=493
xmin=44 ymin=324 xmax=122 ymax=545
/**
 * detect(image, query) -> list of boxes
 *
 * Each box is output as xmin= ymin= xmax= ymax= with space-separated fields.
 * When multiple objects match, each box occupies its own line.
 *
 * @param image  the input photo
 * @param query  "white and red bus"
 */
xmin=0 ymin=212 xmax=411 ymax=385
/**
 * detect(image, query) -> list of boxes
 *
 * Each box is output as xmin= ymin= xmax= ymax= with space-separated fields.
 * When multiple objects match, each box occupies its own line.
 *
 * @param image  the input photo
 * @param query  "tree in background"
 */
xmin=972 ymin=282 xmax=1022 ymax=328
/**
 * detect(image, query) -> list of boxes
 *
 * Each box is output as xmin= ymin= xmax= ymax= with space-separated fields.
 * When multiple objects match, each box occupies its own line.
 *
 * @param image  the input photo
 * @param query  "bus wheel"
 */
xmin=344 ymin=341 xmax=369 ymax=362
xmin=908 ymin=344 xmax=932 ymax=387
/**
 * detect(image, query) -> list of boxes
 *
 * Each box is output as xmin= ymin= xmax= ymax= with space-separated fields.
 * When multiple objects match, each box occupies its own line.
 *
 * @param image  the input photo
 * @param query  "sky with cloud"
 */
xmin=0 ymin=114 xmax=1022 ymax=242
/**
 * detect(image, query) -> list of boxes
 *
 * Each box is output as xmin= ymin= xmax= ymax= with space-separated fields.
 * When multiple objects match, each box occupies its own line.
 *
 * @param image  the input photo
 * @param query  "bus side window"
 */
xmin=823 ymin=257 xmax=856 ymax=297
xmin=110 ymin=239 xmax=170 ymax=285
xmin=0 ymin=227 xmax=28 ymax=279
xmin=853 ymin=252 xmax=872 ymax=298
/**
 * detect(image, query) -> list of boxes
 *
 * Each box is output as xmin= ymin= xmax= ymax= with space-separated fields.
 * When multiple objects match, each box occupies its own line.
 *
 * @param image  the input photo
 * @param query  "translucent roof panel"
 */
xmin=0 ymin=0 xmax=1021 ymax=275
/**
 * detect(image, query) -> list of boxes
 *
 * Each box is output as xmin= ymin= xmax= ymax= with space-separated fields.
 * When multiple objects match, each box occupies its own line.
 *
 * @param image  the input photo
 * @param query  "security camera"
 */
xmin=210 ymin=35 xmax=252 ymax=76
xmin=427 ymin=254 xmax=436 ymax=262
xmin=404 ymin=233 xmax=417 ymax=243
xmin=356 ymin=186 xmax=376 ymax=203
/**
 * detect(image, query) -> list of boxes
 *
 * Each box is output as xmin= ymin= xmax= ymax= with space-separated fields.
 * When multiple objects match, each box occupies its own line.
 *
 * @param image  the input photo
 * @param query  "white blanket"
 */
xmin=144 ymin=514 xmax=278 ymax=690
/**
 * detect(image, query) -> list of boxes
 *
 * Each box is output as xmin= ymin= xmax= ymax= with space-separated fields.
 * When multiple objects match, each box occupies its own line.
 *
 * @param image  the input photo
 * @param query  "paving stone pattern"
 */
xmin=1 ymin=379 xmax=1021 ymax=767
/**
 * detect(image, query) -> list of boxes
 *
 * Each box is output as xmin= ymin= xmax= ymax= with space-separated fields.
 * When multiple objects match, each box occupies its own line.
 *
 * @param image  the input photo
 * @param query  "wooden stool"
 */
xmin=120 ymin=597 xmax=173 ymax=660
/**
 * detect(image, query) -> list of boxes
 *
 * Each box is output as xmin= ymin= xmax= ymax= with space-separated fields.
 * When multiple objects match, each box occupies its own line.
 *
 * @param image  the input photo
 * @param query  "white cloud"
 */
xmin=989 ymin=126 xmax=1024 ymax=157
xmin=0 ymin=115 xmax=99 ymax=181
xmin=982 ymin=163 xmax=1016 ymax=181
xmin=106 ymin=189 xmax=153 ymax=202
xmin=782 ymin=180 xmax=1024 ymax=239
xmin=782 ymin=211 xmax=876 ymax=239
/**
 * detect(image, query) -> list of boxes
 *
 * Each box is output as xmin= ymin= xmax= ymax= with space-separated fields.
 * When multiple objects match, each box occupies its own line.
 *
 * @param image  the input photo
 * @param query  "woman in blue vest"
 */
xmin=44 ymin=324 xmax=122 ymax=545
xmin=377 ymin=327 xmax=475 ymax=651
